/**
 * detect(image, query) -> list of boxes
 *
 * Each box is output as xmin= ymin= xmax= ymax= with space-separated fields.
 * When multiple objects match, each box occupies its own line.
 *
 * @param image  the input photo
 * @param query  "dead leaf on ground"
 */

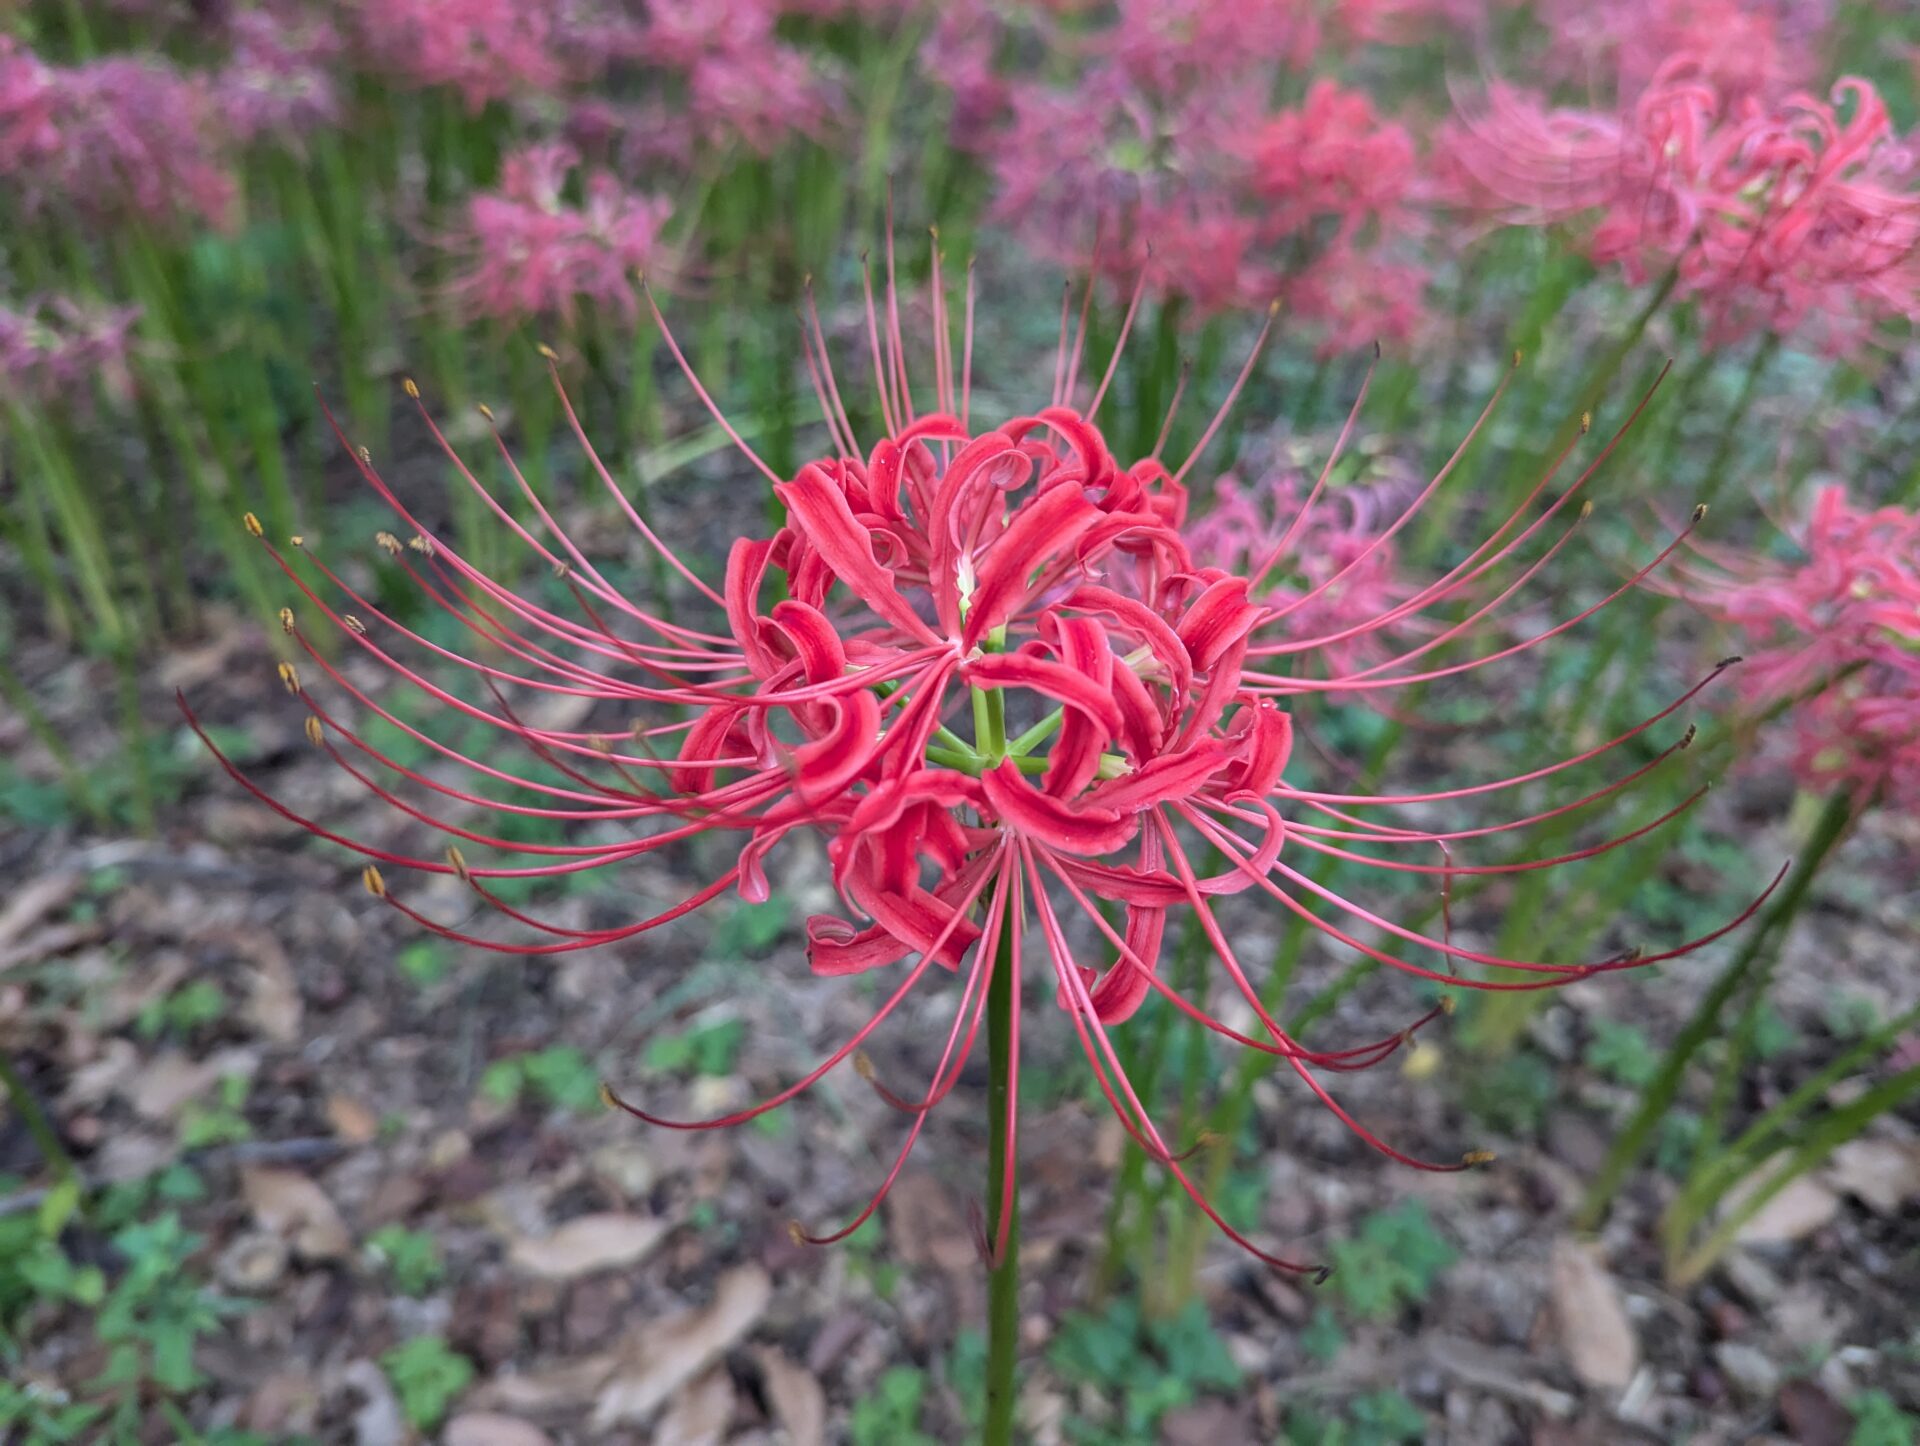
xmin=125 ymin=1047 xmax=257 ymax=1122
xmin=0 ymin=873 xmax=79 ymax=951
xmin=238 ymin=931 xmax=303 ymax=1043
xmin=338 ymin=1359 xmax=405 ymax=1446
xmin=654 ymin=1368 xmax=735 ymax=1446
xmin=325 ymin=1094 xmax=380 ymax=1144
xmin=444 ymin=1412 xmax=554 ymax=1446
xmin=61 ymin=1038 xmax=139 ymax=1109
xmin=242 ymin=1166 xmax=352 ymax=1261
xmin=753 ymin=1348 xmax=825 ymax=1446
xmin=507 ymin=1212 xmax=669 ymax=1281
xmin=1826 ymin=1138 xmax=1920 ymax=1215
xmin=592 ymin=1267 xmax=771 ymax=1430
xmin=887 ymin=1172 xmax=976 ymax=1276
xmin=0 ymin=921 xmax=101 ymax=975
xmin=1728 ymin=1175 xmax=1841 ymax=1247
xmin=1548 ymin=1239 xmax=1639 ymax=1392
xmin=1778 ymin=1378 xmax=1855 ymax=1446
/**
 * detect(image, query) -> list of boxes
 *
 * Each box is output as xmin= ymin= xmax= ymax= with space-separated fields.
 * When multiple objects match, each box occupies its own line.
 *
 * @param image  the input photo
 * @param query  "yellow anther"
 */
xmin=1440 ymin=993 xmax=1457 ymax=1016
xmin=343 ymin=613 xmax=366 ymax=635
xmin=243 ymin=511 xmax=264 ymax=537
xmin=1579 ymin=499 xmax=1594 ymax=519
xmin=277 ymin=661 xmax=301 ymax=694
xmin=304 ymin=716 xmax=324 ymax=746
xmin=288 ymin=534 xmax=305 ymax=548
xmin=279 ymin=607 xmax=296 ymax=634
xmin=1512 ymin=348 xmax=1523 ymax=367
xmin=408 ymin=534 xmax=434 ymax=556
xmin=402 ymin=377 xmax=419 ymax=399
xmin=361 ymin=864 xmax=386 ymax=899
xmin=598 ymin=1082 xmax=618 ymax=1111
xmin=536 ymin=343 xmax=559 ymax=362
xmin=786 ymin=1220 xmax=807 ymax=1246
xmin=357 ymin=446 xmax=371 ymax=464
xmin=446 ymin=845 xmax=471 ymax=883
xmin=375 ymin=531 xmax=401 ymax=555
xmin=853 ymin=1050 xmax=876 ymax=1080
xmin=554 ymin=560 xmax=572 ymax=579
xmin=477 ymin=402 xmax=495 ymax=422
xmin=1462 ymin=1149 xmax=1497 ymax=1167
xmin=1692 ymin=503 xmax=1709 ymax=522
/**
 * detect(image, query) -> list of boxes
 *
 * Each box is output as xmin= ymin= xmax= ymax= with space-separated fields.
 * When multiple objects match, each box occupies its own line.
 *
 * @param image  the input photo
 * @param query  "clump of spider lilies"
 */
xmin=185 ymin=248 xmax=1779 ymax=1284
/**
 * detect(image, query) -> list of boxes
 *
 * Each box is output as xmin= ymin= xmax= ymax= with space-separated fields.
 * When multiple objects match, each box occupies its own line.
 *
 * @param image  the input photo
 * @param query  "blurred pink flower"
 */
xmin=356 ymin=0 xmax=567 ymax=111
xmin=1536 ymin=0 xmax=1827 ymax=105
xmin=0 ymin=42 xmax=233 ymax=228
xmin=1188 ymin=467 xmax=1418 ymax=677
xmin=451 ymin=142 xmax=671 ymax=326
xmin=1251 ymin=81 xmax=1418 ymax=247
xmin=991 ymin=66 xmax=1265 ymax=311
xmin=1446 ymin=72 xmax=1920 ymax=352
xmin=0 ymin=295 xmax=142 ymax=404
xmin=217 ymin=6 xmax=343 ymax=144
xmin=1106 ymin=0 xmax=1322 ymax=94
xmin=1684 ymin=486 xmax=1920 ymax=807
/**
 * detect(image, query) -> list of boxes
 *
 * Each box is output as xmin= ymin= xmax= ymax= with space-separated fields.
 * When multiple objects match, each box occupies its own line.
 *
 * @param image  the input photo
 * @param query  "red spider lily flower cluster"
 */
xmin=1535 ymin=0 xmax=1812 ymax=105
xmin=943 ymin=3 xmax=1430 ymax=348
xmin=451 ymin=142 xmax=673 ymax=326
xmin=0 ymin=37 xmax=234 ymax=229
xmin=187 ymin=252 xmax=1779 ymax=1272
xmin=0 ymin=295 xmax=141 ymax=406
xmin=1187 ymin=466 xmax=1418 ymax=680
xmin=1674 ymin=486 xmax=1920 ymax=808
xmin=1445 ymin=70 xmax=1920 ymax=354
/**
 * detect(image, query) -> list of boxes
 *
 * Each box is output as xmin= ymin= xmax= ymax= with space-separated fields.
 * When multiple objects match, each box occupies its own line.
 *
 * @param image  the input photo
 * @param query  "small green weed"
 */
xmin=380 ymin=1337 xmax=473 ymax=1432
xmin=1285 ymin=1390 xmax=1428 ymax=1445
xmin=480 ymin=1045 xmax=602 ymax=1112
xmin=1325 ymin=1201 xmax=1456 ymax=1323
xmin=1047 ymin=1298 xmax=1239 ymax=1444
xmin=644 ymin=1017 xmax=746 ymax=1077
xmin=365 ymin=1226 xmax=443 ymax=1298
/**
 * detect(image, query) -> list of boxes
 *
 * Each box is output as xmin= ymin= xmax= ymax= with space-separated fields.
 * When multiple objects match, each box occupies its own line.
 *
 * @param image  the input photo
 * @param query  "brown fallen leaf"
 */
xmin=240 ymin=932 xmax=303 ymax=1044
xmin=887 ymin=1171 xmax=976 ymax=1277
xmin=241 ymin=1166 xmax=352 ymax=1261
xmin=1728 ymin=1175 xmax=1841 ymax=1247
xmin=753 ymin=1348 xmax=826 ymax=1446
xmin=507 ymin=1213 xmax=669 ymax=1282
xmin=592 ymin=1267 xmax=771 ymax=1431
xmin=444 ymin=1412 xmax=554 ymax=1446
xmin=0 ymin=873 xmax=78 ymax=951
xmin=325 ymin=1095 xmax=380 ymax=1145
xmin=1548 ymin=1239 xmax=1638 ymax=1392
xmin=654 ymin=1369 xmax=734 ymax=1446
xmin=1777 ymin=1378 xmax=1855 ymax=1446
xmin=126 ymin=1047 xmax=257 ymax=1122
xmin=1826 ymin=1138 xmax=1920 ymax=1216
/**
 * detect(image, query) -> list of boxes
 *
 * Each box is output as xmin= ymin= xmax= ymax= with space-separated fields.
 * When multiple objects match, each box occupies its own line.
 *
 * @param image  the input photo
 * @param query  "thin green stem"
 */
xmin=1578 ymin=789 xmax=1854 ymax=1230
xmin=983 ymin=912 xmax=1021 ymax=1446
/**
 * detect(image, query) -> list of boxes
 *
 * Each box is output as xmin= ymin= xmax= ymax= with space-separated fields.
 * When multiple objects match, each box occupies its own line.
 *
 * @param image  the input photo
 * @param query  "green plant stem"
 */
xmin=983 ymin=916 xmax=1021 ymax=1446
xmin=0 ymin=1049 xmax=77 ymax=1188
xmin=1578 ymin=789 xmax=1854 ymax=1230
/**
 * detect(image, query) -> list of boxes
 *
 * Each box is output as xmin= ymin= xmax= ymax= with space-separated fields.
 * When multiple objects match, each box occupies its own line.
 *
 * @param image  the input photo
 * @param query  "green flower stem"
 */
xmin=1578 ymin=789 xmax=1855 ymax=1231
xmin=984 ymin=910 xmax=1021 ymax=1446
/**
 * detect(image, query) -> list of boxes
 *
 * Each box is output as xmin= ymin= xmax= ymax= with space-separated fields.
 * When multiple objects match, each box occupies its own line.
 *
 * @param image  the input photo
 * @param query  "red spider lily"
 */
xmin=186 ymin=245 xmax=1781 ymax=1274
xmin=1666 ymin=485 xmax=1920 ymax=808
xmin=1444 ymin=69 xmax=1920 ymax=354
